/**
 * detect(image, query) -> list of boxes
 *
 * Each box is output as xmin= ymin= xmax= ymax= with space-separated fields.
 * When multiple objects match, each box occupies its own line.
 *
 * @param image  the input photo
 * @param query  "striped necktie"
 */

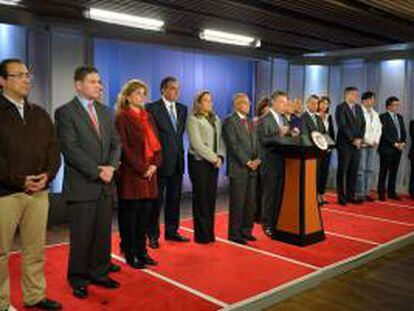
xmin=87 ymin=101 xmax=100 ymax=136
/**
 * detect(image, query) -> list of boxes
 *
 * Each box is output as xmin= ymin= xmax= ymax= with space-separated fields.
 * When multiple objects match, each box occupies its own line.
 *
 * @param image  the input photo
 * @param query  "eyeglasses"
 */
xmin=6 ymin=72 xmax=32 ymax=80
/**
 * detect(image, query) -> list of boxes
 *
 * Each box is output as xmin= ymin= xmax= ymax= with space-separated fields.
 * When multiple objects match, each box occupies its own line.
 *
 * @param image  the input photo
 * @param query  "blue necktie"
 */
xmin=392 ymin=113 xmax=401 ymax=140
xmin=168 ymin=104 xmax=177 ymax=132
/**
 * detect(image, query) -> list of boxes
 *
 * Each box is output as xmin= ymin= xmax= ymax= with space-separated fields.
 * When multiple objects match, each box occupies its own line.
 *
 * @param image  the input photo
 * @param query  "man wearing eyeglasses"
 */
xmin=0 ymin=59 xmax=62 ymax=310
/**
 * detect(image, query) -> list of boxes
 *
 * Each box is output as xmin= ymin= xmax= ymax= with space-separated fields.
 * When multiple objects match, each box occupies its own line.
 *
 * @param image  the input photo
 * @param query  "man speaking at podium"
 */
xmin=257 ymin=91 xmax=290 ymax=238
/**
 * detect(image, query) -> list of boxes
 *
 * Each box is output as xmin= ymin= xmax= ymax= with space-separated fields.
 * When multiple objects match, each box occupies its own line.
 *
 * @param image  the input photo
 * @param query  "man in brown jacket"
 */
xmin=0 ymin=59 xmax=61 ymax=310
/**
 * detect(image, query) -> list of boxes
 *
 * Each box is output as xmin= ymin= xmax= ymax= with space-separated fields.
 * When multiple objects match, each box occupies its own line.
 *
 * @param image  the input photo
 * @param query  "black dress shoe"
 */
xmin=263 ymin=227 xmax=275 ymax=237
xmin=165 ymin=233 xmax=190 ymax=242
xmin=26 ymin=298 xmax=62 ymax=309
xmin=348 ymin=198 xmax=364 ymax=204
xmin=91 ymin=277 xmax=120 ymax=289
xmin=365 ymin=195 xmax=375 ymax=202
xmin=126 ymin=255 xmax=147 ymax=269
xmin=378 ymin=194 xmax=387 ymax=201
xmin=140 ymin=254 xmax=158 ymax=266
xmin=109 ymin=262 xmax=121 ymax=273
xmin=72 ymin=286 xmax=88 ymax=299
xmin=229 ymin=237 xmax=247 ymax=245
xmin=243 ymin=234 xmax=257 ymax=241
xmin=389 ymin=194 xmax=401 ymax=200
xmin=338 ymin=199 xmax=347 ymax=206
xmin=149 ymin=238 xmax=160 ymax=249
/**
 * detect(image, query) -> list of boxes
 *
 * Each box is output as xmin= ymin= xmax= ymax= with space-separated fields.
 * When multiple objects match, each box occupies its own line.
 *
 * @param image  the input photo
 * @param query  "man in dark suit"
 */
xmin=223 ymin=93 xmax=261 ymax=245
xmin=146 ymin=77 xmax=189 ymax=248
xmin=55 ymin=65 xmax=121 ymax=299
xmin=378 ymin=96 xmax=406 ymax=201
xmin=300 ymin=94 xmax=325 ymax=137
xmin=300 ymin=94 xmax=326 ymax=204
xmin=335 ymin=87 xmax=366 ymax=205
xmin=257 ymin=90 xmax=289 ymax=237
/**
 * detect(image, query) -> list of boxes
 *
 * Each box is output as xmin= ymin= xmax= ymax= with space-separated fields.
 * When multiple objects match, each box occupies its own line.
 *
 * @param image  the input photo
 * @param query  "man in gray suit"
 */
xmin=223 ymin=93 xmax=261 ymax=245
xmin=55 ymin=66 xmax=121 ymax=299
xmin=257 ymin=90 xmax=289 ymax=238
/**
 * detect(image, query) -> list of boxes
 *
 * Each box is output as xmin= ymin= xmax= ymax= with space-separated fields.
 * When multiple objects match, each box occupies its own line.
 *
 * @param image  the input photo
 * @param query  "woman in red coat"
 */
xmin=115 ymin=79 xmax=162 ymax=269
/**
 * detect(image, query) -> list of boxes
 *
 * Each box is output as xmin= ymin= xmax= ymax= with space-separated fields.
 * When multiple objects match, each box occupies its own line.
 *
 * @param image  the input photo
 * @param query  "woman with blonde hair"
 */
xmin=187 ymin=90 xmax=226 ymax=243
xmin=115 ymin=79 xmax=161 ymax=268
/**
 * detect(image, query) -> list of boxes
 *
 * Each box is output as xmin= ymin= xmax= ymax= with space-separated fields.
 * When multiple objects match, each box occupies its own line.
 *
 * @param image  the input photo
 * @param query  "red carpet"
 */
xmin=8 ymin=195 xmax=414 ymax=310
xmin=9 ymin=246 xmax=219 ymax=311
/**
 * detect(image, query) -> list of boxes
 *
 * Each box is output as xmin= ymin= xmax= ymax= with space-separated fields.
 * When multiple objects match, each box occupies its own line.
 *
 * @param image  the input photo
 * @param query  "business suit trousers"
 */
xmin=229 ymin=173 xmax=257 ymax=240
xmin=0 ymin=191 xmax=48 ymax=309
xmin=318 ymin=152 xmax=332 ymax=195
xmin=378 ymin=150 xmax=401 ymax=196
xmin=118 ymin=199 xmax=151 ymax=257
xmin=148 ymin=169 xmax=183 ymax=240
xmin=254 ymin=171 xmax=263 ymax=222
xmin=188 ymin=156 xmax=218 ymax=243
xmin=410 ymin=158 xmax=414 ymax=197
xmin=261 ymin=171 xmax=285 ymax=230
xmin=67 ymin=193 xmax=113 ymax=287
xmin=337 ymin=147 xmax=361 ymax=202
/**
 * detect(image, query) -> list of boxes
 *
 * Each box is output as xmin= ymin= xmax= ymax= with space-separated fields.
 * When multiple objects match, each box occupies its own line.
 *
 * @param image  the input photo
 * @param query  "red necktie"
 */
xmin=87 ymin=101 xmax=100 ymax=136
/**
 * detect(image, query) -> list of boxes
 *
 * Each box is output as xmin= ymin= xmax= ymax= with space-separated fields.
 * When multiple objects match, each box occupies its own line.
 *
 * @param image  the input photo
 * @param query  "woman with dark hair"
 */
xmin=115 ymin=79 xmax=161 ymax=269
xmin=187 ymin=90 xmax=226 ymax=243
xmin=253 ymin=95 xmax=270 ymax=124
xmin=317 ymin=96 xmax=335 ymax=204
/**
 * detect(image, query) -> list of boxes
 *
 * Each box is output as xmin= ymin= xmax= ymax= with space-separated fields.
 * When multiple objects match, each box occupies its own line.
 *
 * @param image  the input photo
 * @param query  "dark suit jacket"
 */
xmin=257 ymin=112 xmax=285 ymax=176
xmin=146 ymin=99 xmax=187 ymax=177
xmin=335 ymin=102 xmax=365 ymax=149
xmin=115 ymin=108 xmax=162 ymax=200
xmin=378 ymin=112 xmax=406 ymax=154
xmin=409 ymin=120 xmax=414 ymax=159
xmin=324 ymin=114 xmax=335 ymax=142
xmin=55 ymin=97 xmax=121 ymax=202
xmin=222 ymin=113 xmax=259 ymax=178
xmin=300 ymin=111 xmax=325 ymax=138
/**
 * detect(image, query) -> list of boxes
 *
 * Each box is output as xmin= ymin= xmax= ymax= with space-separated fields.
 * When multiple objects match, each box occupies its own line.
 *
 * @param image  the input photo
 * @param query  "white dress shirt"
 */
xmin=270 ymin=108 xmax=284 ymax=127
xmin=361 ymin=105 xmax=382 ymax=146
xmin=162 ymin=96 xmax=177 ymax=119
xmin=3 ymin=93 xmax=24 ymax=119
xmin=236 ymin=111 xmax=247 ymax=120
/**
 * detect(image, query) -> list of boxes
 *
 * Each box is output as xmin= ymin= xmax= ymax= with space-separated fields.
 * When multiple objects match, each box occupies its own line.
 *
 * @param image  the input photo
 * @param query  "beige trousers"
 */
xmin=0 ymin=191 xmax=48 ymax=308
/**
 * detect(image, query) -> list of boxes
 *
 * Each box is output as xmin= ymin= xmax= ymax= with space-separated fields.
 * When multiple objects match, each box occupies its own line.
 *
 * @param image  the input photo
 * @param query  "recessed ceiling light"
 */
xmin=85 ymin=8 xmax=164 ymax=32
xmin=200 ymin=29 xmax=261 ymax=48
xmin=0 ymin=0 xmax=21 ymax=6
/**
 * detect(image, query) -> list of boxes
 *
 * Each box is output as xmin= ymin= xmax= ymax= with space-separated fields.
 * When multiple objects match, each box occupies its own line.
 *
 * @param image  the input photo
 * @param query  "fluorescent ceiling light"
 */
xmin=86 ymin=8 xmax=164 ymax=31
xmin=0 ymin=0 xmax=21 ymax=6
xmin=200 ymin=29 xmax=261 ymax=48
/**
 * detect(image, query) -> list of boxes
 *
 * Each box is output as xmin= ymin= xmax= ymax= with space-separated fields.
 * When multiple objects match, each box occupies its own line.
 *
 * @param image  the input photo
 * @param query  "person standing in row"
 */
xmin=146 ymin=77 xmax=189 ymax=248
xmin=223 ymin=93 xmax=260 ymax=245
xmin=300 ymin=94 xmax=325 ymax=138
xmin=253 ymin=96 xmax=270 ymax=223
xmin=378 ymin=96 xmax=406 ymax=201
xmin=300 ymin=94 xmax=326 ymax=205
xmin=317 ymin=96 xmax=335 ymax=205
xmin=0 ymin=59 xmax=62 ymax=310
xmin=257 ymin=91 xmax=289 ymax=237
xmin=55 ymin=65 xmax=121 ymax=299
xmin=356 ymin=92 xmax=382 ymax=202
xmin=335 ymin=87 xmax=366 ymax=205
xmin=187 ymin=90 xmax=225 ymax=244
xmin=115 ymin=79 xmax=161 ymax=268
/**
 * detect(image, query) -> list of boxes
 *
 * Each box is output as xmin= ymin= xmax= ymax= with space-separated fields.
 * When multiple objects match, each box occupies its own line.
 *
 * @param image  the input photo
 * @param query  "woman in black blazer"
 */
xmin=317 ymin=96 xmax=335 ymax=204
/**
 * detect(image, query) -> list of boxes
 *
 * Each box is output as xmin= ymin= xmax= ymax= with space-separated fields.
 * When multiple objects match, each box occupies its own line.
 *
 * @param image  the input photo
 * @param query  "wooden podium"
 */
xmin=269 ymin=136 xmax=326 ymax=246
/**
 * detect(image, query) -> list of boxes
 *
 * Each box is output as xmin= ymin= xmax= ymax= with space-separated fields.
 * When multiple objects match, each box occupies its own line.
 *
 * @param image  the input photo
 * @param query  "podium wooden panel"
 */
xmin=269 ymin=137 xmax=326 ymax=246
